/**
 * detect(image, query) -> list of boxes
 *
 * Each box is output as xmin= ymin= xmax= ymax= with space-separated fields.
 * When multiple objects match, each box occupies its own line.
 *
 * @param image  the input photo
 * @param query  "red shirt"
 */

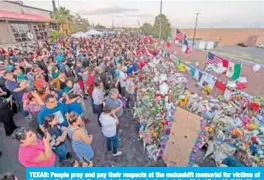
xmin=86 ymin=74 xmax=94 ymax=95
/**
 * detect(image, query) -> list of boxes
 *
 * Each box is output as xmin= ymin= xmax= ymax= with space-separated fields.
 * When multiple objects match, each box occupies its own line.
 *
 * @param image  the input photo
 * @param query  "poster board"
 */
xmin=163 ymin=108 xmax=201 ymax=166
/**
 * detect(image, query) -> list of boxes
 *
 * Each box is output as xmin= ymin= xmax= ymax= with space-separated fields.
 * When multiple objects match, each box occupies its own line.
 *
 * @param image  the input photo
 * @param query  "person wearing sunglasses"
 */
xmin=14 ymin=127 xmax=56 ymax=167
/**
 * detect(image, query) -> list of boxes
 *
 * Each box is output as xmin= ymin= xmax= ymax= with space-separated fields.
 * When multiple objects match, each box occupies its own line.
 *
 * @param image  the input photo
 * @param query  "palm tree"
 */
xmin=48 ymin=29 xmax=61 ymax=42
xmin=51 ymin=7 xmax=73 ymax=36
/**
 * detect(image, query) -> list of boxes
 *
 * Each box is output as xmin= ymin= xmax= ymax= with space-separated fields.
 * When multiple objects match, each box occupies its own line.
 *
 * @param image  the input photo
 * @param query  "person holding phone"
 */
xmin=15 ymin=127 xmax=56 ymax=167
xmin=44 ymin=115 xmax=68 ymax=163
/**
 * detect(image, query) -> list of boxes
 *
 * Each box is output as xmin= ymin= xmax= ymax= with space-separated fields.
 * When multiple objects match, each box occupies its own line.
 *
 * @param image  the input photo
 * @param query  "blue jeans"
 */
xmin=53 ymin=142 xmax=67 ymax=163
xmin=93 ymin=104 xmax=103 ymax=127
xmin=17 ymin=99 xmax=29 ymax=117
xmin=107 ymin=134 xmax=118 ymax=154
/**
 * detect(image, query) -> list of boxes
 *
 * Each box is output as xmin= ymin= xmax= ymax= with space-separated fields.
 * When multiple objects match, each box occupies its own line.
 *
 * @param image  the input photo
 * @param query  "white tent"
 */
xmin=103 ymin=30 xmax=115 ymax=35
xmin=85 ymin=29 xmax=102 ymax=36
xmin=71 ymin=31 xmax=87 ymax=38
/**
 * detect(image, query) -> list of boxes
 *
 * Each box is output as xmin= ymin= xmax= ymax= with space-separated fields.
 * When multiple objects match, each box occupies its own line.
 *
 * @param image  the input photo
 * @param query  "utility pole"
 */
xmin=192 ymin=12 xmax=200 ymax=46
xmin=159 ymin=0 xmax=162 ymax=40
xmin=112 ymin=16 xmax=114 ymax=30
xmin=52 ymin=0 xmax=57 ymax=11
xmin=138 ymin=20 xmax=140 ymax=37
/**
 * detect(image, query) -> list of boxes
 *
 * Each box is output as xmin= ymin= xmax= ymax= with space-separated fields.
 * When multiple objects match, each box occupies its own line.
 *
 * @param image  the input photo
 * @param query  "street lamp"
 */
xmin=159 ymin=0 xmax=163 ymax=40
xmin=192 ymin=12 xmax=200 ymax=46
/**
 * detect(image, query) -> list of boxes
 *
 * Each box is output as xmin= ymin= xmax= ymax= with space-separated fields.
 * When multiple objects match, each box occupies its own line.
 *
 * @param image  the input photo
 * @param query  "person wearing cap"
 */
xmin=99 ymin=105 xmax=122 ymax=156
xmin=15 ymin=127 xmax=56 ymax=167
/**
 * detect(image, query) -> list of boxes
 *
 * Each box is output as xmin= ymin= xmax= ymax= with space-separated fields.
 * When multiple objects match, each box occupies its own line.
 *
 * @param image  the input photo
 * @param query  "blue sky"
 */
xmin=22 ymin=0 xmax=264 ymax=28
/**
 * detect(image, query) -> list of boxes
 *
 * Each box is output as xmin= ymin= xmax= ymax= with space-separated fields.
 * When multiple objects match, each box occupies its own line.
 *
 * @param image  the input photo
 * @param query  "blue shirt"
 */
xmin=38 ymin=102 xmax=69 ymax=127
xmin=133 ymin=63 xmax=139 ymax=72
xmin=55 ymin=55 xmax=64 ymax=67
xmin=126 ymin=65 xmax=134 ymax=75
xmin=115 ymin=57 xmax=120 ymax=64
xmin=65 ymin=101 xmax=83 ymax=115
xmin=222 ymin=156 xmax=246 ymax=167
xmin=10 ymin=56 xmax=18 ymax=62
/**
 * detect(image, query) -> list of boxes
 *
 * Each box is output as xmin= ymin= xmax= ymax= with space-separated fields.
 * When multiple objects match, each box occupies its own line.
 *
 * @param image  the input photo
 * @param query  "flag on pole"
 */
xmin=166 ymin=41 xmax=171 ymax=48
xmin=162 ymin=48 xmax=167 ymax=57
xmin=224 ymin=61 xmax=242 ymax=80
xmin=175 ymin=28 xmax=184 ymax=41
xmin=182 ymin=35 xmax=189 ymax=54
xmin=206 ymin=52 xmax=223 ymax=64
xmin=168 ymin=29 xmax=172 ymax=41
xmin=146 ymin=48 xmax=154 ymax=56
xmin=207 ymin=52 xmax=241 ymax=80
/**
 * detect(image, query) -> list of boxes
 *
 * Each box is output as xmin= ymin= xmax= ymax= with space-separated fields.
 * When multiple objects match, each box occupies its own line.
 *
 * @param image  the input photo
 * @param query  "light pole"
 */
xmin=192 ymin=12 xmax=200 ymax=46
xmin=159 ymin=0 xmax=162 ymax=40
xmin=112 ymin=15 xmax=114 ymax=29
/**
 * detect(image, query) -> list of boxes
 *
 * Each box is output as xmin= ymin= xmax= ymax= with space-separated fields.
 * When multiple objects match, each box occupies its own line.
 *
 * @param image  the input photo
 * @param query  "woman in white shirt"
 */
xmin=99 ymin=105 xmax=122 ymax=156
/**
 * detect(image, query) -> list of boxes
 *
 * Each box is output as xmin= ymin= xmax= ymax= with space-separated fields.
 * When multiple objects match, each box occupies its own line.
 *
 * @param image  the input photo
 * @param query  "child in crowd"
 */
xmin=44 ymin=114 xmax=68 ymax=163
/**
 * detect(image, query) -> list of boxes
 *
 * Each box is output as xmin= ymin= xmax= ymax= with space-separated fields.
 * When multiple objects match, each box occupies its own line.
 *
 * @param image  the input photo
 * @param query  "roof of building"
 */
xmin=0 ymin=10 xmax=52 ymax=22
xmin=4 ymin=0 xmax=52 ymax=13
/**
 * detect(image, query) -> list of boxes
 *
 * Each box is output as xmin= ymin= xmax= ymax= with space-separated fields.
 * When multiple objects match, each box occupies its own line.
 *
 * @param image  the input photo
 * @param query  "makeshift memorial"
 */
xmin=133 ymin=57 xmax=180 ymax=161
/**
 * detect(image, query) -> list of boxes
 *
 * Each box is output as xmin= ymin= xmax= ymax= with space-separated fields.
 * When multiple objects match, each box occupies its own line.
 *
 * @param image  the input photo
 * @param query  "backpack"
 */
xmin=104 ymin=71 xmax=113 ymax=87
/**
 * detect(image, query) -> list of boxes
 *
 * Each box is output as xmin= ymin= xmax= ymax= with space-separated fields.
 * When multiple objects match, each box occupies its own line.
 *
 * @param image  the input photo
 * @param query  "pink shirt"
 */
xmin=18 ymin=140 xmax=56 ymax=167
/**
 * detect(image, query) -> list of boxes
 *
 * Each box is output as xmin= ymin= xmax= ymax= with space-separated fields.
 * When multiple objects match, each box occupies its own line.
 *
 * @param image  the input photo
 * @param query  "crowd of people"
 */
xmin=0 ymin=31 xmax=252 ymax=178
xmin=0 ymin=32 xmax=148 ymax=169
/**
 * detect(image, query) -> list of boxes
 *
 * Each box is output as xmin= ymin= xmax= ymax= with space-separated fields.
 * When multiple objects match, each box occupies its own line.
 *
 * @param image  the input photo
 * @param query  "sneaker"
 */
xmin=113 ymin=151 xmax=122 ymax=156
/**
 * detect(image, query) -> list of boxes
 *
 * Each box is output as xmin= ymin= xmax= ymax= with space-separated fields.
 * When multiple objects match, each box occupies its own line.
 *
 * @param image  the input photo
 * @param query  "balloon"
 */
xmin=253 ymin=64 xmax=261 ymax=72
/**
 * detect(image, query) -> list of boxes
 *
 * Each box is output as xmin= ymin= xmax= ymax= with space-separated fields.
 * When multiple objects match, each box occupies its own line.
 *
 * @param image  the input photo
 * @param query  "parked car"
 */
xmin=257 ymin=44 xmax=264 ymax=48
xmin=237 ymin=43 xmax=247 ymax=47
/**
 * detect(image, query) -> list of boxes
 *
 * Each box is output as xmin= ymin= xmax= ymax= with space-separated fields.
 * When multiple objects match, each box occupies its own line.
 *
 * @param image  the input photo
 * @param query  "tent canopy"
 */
xmin=71 ymin=31 xmax=86 ymax=38
xmin=85 ymin=29 xmax=102 ymax=36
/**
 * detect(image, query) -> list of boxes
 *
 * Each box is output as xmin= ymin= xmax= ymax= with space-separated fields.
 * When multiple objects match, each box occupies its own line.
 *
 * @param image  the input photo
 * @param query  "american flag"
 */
xmin=206 ymin=52 xmax=223 ymax=64
xmin=175 ymin=28 xmax=184 ymax=41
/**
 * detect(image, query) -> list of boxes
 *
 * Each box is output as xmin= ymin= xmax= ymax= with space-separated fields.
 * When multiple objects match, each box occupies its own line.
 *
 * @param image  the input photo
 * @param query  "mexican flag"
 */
xmin=223 ymin=61 xmax=241 ymax=80
xmin=167 ymin=29 xmax=172 ymax=41
xmin=162 ymin=48 xmax=167 ymax=57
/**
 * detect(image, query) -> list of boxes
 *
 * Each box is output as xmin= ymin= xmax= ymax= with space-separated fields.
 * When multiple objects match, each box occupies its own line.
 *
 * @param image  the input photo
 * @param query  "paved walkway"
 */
xmin=0 ymin=98 xmax=162 ymax=179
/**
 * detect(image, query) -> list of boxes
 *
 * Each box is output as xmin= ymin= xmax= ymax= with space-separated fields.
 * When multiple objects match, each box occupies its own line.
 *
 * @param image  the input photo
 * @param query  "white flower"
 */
xmin=159 ymin=82 xmax=169 ymax=95
xmin=160 ymin=74 xmax=167 ymax=81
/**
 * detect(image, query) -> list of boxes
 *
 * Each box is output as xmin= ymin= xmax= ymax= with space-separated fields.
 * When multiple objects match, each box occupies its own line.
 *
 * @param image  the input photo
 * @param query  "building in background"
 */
xmin=172 ymin=28 xmax=264 ymax=48
xmin=0 ymin=0 xmax=54 ymax=45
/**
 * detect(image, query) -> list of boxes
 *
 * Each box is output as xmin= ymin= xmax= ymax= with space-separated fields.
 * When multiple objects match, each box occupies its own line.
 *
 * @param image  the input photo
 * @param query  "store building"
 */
xmin=0 ymin=0 xmax=55 ymax=45
xmin=172 ymin=28 xmax=264 ymax=47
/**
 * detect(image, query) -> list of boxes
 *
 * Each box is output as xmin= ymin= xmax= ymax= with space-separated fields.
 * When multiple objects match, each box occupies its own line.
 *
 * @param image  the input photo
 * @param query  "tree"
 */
xmin=152 ymin=14 xmax=171 ymax=40
xmin=72 ymin=14 xmax=89 ymax=33
xmin=51 ymin=7 xmax=73 ymax=36
xmin=94 ymin=24 xmax=106 ymax=30
xmin=140 ymin=23 xmax=153 ymax=35
xmin=48 ymin=30 xmax=62 ymax=41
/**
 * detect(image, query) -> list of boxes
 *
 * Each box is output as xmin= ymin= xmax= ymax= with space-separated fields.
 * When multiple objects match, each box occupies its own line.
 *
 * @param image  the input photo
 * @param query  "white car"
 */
xmin=257 ymin=44 xmax=264 ymax=48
